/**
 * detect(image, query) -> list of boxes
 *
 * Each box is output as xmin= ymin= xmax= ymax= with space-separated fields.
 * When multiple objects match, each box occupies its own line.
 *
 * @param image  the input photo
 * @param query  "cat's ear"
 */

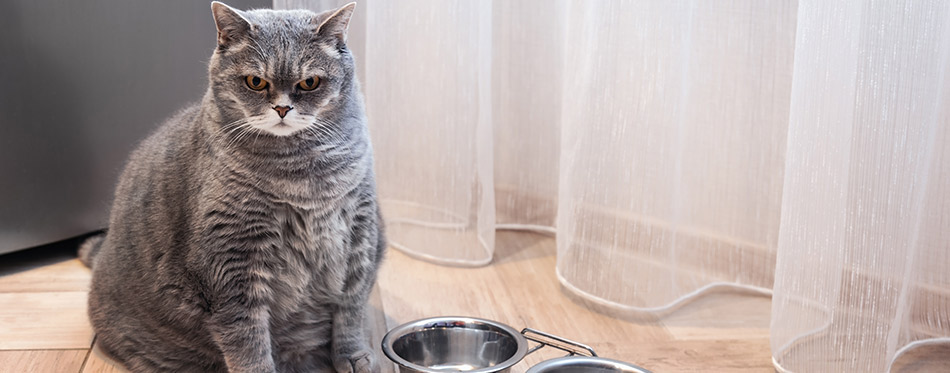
xmin=211 ymin=2 xmax=252 ymax=47
xmin=315 ymin=2 xmax=356 ymax=45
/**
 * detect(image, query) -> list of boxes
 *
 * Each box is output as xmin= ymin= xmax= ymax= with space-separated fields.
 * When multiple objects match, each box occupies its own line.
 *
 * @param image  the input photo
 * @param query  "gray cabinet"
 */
xmin=0 ymin=0 xmax=269 ymax=254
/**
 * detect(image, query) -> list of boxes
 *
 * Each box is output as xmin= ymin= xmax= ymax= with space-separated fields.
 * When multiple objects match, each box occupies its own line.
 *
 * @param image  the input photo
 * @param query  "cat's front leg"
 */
xmin=331 ymin=201 xmax=384 ymax=373
xmin=206 ymin=258 xmax=277 ymax=373
xmin=331 ymin=306 xmax=376 ymax=373
xmin=208 ymin=294 xmax=276 ymax=373
xmin=201 ymin=207 xmax=280 ymax=373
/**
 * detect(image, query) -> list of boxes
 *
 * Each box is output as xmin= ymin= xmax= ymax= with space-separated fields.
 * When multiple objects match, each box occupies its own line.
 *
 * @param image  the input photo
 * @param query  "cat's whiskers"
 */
xmin=313 ymin=118 xmax=345 ymax=144
xmin=210 ymin=123 xmax=248 ymax=152
xmin=232 ymin=125 xmax=260 ymax=151
xmin=306 ymin=122 xmax=332 ymax=141
xmin=251 ymin=121 xmax=266 ymax=147
xmin=304 ymin=116 xmax=331 ymax=137
xmin=221 ymin=122 xmax=253 ymax=146
xmin=222 ymin=120 xmax=259 ymax=152
xmin=303 ymin=125 xmax=326 ymax=144
xmin=211 ymin=118 xmax=252 ymax=144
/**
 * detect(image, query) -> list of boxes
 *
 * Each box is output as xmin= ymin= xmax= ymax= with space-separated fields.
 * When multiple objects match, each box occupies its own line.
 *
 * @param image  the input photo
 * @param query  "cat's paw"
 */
xmin=332 ymin=345 xmax=378 ymax=373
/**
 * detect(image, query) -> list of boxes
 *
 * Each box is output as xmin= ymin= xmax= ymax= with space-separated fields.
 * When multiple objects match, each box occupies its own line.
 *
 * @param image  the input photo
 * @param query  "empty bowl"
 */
xmin=382 ymin=316 xmax=528 ymax=372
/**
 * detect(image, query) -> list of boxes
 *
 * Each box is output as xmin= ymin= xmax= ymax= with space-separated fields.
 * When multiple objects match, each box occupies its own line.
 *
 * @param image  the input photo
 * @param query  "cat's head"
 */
xmin=207 ymin=2 xmax=358 ymax=138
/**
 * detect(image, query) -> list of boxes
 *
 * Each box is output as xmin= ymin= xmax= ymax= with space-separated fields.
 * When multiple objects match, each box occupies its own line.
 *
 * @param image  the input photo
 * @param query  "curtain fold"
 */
xmin=492 ymin=0 xmax=565 ymax=231
xmin=364 ymin=0 xmax=496 ymax=265
xmin=770 ymin=0 xmax=950 ymax=371
xmin=275 ymin=0 xmax=950 ymax=371
xmin=556 ymin=0 xmax=794 ymax=311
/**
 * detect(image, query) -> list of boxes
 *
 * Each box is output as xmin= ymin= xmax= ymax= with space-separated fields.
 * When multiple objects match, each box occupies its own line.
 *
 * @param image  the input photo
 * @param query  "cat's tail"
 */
xmin=78 ymin=232 xmax=106 ymax=268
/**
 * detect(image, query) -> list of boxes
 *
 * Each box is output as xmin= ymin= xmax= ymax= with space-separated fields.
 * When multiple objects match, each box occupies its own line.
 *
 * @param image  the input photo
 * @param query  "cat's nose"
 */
xmin=273 ymin=105 xmax=293 ymax=118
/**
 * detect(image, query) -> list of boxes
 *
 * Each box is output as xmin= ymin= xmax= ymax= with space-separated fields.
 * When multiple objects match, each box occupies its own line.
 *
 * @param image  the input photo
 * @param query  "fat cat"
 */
xmin=78 ymin=2 xmax=384 ymax=372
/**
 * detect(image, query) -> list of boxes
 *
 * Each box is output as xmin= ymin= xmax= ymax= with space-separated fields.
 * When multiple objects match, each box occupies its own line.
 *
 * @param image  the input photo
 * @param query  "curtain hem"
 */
xmin=555 ymin=267 xmax=772 ymax=317
xmin=772 ymin=338 xmax=950 ymax=373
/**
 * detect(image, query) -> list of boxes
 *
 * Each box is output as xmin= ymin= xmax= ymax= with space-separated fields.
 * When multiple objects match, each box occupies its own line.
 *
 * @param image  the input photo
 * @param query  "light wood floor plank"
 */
xmin=0 ymin=349 xmax=88 ymax=373
xmin=626 ymin=339 xmax=773 ymax=372
xmin=0 ymin=292 xmax=94 ymax=350
xmin=661 ymin=292 xmax=772 ymax=341
xmin=0 ymin=252 xmax=91 ymax=293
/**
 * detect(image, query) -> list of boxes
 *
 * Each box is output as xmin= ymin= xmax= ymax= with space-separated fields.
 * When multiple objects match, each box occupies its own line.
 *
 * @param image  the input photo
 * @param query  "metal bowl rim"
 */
xmin=381 ymin=316 xmax=529 ymax=373
xmin=525 ymin=356 xmax=651 ymax=373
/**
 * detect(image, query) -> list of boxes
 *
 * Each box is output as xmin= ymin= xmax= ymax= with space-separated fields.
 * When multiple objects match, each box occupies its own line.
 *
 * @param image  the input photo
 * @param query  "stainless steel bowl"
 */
xmin=525 ymin=356 xmax=652 ymax=373
xmin=382 ymin=316 xmax=528 ymax=373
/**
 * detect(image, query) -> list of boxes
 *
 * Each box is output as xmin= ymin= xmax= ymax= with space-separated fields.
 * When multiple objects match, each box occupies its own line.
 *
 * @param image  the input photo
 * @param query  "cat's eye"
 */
xmin=297 ymin=77 xmax=319 ymax=91
xmin=245 ymin=75 xmax=268 ymax=91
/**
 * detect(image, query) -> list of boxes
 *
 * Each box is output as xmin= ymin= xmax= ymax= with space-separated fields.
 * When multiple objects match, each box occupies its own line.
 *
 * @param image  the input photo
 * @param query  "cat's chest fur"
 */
xmin=265 ymin=201 xmax=353 ymax=310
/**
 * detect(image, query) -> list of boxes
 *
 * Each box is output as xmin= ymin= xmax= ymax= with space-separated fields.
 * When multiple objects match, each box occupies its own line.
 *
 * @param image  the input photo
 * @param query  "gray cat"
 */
xmin=77 ymin=2 xmax=384 ymax=372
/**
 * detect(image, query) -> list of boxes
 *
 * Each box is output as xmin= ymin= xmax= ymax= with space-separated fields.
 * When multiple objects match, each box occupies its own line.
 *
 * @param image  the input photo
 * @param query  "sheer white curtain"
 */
xmin=556 ymin=0 xmax=793 ymax=312
xmin=771 ymin=0 xmax=950 ymax=371
xmin=275 ymin=0 xmax=950 ymax=371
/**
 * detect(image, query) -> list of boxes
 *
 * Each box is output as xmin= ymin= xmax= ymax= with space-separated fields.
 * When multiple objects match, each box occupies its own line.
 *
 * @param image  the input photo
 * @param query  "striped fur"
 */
xmin=82 ymin=3 xmax=384 ymax=372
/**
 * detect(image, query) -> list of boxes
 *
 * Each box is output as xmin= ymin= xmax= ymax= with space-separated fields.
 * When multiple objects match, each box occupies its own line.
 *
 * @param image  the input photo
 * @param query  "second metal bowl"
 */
xmin=526 ymin=356 xmax=652 ymax=373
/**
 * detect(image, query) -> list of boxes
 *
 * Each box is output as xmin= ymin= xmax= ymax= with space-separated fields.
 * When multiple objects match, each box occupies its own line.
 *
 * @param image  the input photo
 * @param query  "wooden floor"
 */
xmin=0 ymin=231 xmax=778 ymax=372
